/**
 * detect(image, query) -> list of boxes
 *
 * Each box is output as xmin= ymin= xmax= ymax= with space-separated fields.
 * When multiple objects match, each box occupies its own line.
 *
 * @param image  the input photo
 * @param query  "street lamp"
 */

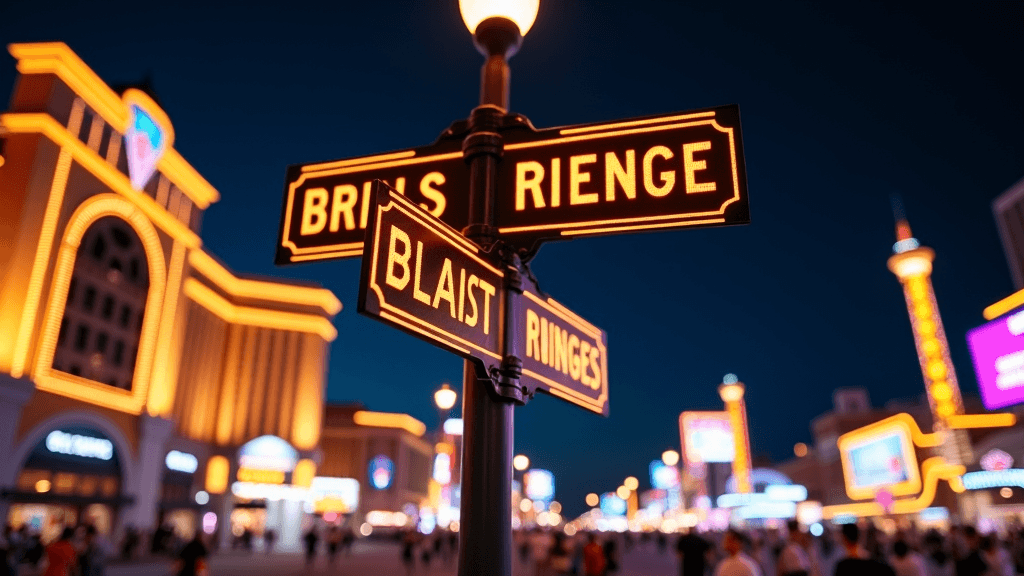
xmin=718 ymin=376 xmax=752 ymax=494
xmin=434 ymin=383 xmax=458 ymax=411
xmin=455 ymin=3 xmax=539 ymax=575
xmin=513 ymin=454 xmax=530 ymax=471
xmin=662 ymin=449 xmax=680 ymax=467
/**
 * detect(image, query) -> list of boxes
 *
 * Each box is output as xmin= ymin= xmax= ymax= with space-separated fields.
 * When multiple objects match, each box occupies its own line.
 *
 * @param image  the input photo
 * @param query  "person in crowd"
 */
xmin=79 ymin=525 xmax=110 ymax=576
xmin=834 ymin=523 xmax=896 ymax=576
xmin=327 ymin=526 xmax=341 ymax=565
xmin=549 ymin=532 xmax=573 ymax=575
xmin=980 ymin=535 xmax=1013 ymax=576
xmin=119 ymin=526 xmax=138 ymax=561
xmin=677 ymin=529 xmax=712 ymax=576
xmin=778 ymin=520 xmax=812 ymax=576
xmin=176 ymin=533 xmax=207 ymax=576
xmin=584 ymin=533 xmax=607 ymax=576
xmin=448 ymin=529 xmax=458 ymax=562
xmin=529 ymin=528 xmax=552 ymax=576
xmin=420 ymin=538 xmax=433 ymax=571
xmin=303 ymin=525 xmax=319 ymax=566
xmin=955 ymin=526 xmax=988 ymax=576
xmin=42 ymin=528 xmax=78 ymax=576
xmin=714 ymin=528 xmax=763 ymax=576
xmin=263 ymin=529 xmax=276 ymax=554
xmin=889 ymin=540 xmax=926 ymax=576
xmin=0 ymin=525 xmax=12 ymax=576
xmin=401 ymin=529 xmax=417 ymax=576
xmin=603 ymin=536 xmax=620 ymax=575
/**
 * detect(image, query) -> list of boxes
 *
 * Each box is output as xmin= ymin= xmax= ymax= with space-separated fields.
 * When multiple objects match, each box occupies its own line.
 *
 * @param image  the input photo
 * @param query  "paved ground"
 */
xmin=84 ymin=538 xmax=682 ymax=576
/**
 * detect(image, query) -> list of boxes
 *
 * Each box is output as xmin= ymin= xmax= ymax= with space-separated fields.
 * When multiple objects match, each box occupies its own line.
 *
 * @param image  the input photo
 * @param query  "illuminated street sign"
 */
xmin=358 ymin=181 xmax=505 ymax=368
xmin=508 ymin=276 xmax=609 ymax=415
xmin=276 ymin=137 xmax=469 ymax=264
xmin=494 ymin=104 xmax=749 ymax=250
xmin=278 ymin=104 xmax=748 ymax=264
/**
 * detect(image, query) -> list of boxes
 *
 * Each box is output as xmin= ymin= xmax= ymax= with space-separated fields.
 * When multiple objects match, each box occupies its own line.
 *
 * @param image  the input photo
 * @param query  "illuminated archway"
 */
xmin=33 ymin=193 xmax=166 ymax=414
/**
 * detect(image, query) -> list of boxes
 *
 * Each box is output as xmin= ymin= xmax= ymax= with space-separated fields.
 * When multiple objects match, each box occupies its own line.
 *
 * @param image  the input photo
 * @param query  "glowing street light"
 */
xmin=585 ymin=493 xmax=599 ymax=507
xmin=794 ymin=442 xmax=808 ymax=458
xmin=513 ymin=454 xmax=530 ymax=471
xmin=616 ymin=485 xmax=630 ymax=500
xmin=434 ymin=383 xmax=458 ymax=410
xmin=661 ymin=449 xmax=680 ymax=467
xmin=459 ymin=0 xmax=540 ymax=35
xmin=623 ymin=476 xmax=639 ymax=491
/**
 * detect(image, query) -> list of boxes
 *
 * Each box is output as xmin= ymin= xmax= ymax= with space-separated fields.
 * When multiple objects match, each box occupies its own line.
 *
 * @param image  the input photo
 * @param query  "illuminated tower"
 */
xmin=718 ymin=374 xmax=752 ymax=494
xmin=886 ymin=208 xmax=973 ymax=468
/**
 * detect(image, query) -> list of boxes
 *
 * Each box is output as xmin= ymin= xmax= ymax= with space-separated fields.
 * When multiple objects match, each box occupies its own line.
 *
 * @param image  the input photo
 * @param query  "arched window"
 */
xmin=53 ymin=217 xmax=149 ymax=391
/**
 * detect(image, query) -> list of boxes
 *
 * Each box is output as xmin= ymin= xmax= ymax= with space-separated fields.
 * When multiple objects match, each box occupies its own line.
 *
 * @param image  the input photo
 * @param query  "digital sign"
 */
xmin=600 ymin=492 xmax=627 ymax=516
xmin=45 ymin=430 xmax=113 ymax=461
xmin=524 ymin=469 xmax=555 ymax=502
xmin=238 ymin=435 xmax=298 ymax=472
xmin=369 ymin=455 xmax=395 ymax=490
xmin=967 ymin=307 xmax=1024 ymax=409
xmin=838 ymin=417 xmax=921 ymax=500
xmin=649 ymin=460 xmax=680 ymax=490
xmin=679 ymin=411 xmax=734 ymax=463
xmin=358 ymin=181 xmax=505 ymax=369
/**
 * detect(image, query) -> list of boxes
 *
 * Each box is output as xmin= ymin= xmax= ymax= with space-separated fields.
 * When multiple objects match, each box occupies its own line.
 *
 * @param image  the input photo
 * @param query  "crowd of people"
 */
xmin=506 ymin=519 xmax=1024 ymax=576
xmin=0 ymin=523 xmax=111 ymax=576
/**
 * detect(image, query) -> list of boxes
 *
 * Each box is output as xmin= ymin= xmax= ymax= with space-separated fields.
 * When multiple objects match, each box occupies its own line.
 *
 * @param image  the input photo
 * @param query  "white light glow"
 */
xmin=46 ymin=430 xmax=113 ymax=460
xmin=458 ymin=0 xmax=540 ymax=35
xmin=166 ymin=450 xmax=199 ymax=473
xmin=443 ymin=418 xmax=464 ymax=435
xmin=195 ymin=491 xmax=210 ymax=505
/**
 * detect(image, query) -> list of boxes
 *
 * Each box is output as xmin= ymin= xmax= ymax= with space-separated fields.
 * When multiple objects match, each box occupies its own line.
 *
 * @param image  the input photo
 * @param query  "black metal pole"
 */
xmin=457 ymin=16 xmax=523 ymax=576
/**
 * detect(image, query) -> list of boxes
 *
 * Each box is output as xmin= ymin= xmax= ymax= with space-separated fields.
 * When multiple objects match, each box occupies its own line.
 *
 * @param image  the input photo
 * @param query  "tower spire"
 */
xmin=891 ymin=194 xmax=919 ymax=253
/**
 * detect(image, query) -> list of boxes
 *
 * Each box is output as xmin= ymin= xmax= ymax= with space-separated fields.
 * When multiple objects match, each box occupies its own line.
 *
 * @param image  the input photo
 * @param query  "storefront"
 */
xmin=5 ymin=423 xmax=130 ymax=541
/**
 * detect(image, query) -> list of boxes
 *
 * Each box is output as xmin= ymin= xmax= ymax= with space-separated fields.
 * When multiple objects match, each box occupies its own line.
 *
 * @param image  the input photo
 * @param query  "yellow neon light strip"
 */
xmin=290 ymin=250 xmax=363 ymax=262
xmin=148 ymin=240 xmax=187 ymax=417
xmin=189 ymin=250 xmax=341 ymax=315
xmin=183 ymin=279 xmax=337 ymax=341
xmin=352 ymin=411 xmax=426 ymax=437
xmin=822 ymin=457 xmax=966 ymax=519
xmin=33 ymin=194 xmax=167 ymax=415
xmin=0 ymin=113 xmax=202 ymax=248
xmin=837 ymin=413 xmax=944 ymax=501
xmin=558 ymin=111 xmax=717 ymax=136
xmin=560 ymin=217 xmax=727 ymax=237
xmin=984 ymin=288 xmax=1024 ymax=320
xmin=546 ymin=387 xmax=603 ymax=414
xmin=8 ymin=42 xmax=219 ymax=208
xmin=945 ymin=413 xmax=1016 ymax=429
xmin=9 ymin=100 xmax=84 ymax=378
xmin=300 ymin=150 xmax=417 ymax=173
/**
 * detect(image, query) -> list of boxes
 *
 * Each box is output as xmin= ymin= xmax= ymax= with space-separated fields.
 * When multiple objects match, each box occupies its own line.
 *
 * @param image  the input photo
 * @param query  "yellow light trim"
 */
xmin=8 ymin=43 xmax=219 ymax=208
xmin=558 ymin=111 xmax=717 ymax=136
xmin=206 ymin=455 xmax=230 ymax=494
xmin=984 ymin=288 xmax=1024 ymax=320
xmin=822 ymin=457 xmax=966 ymax=519
xmin=300 ymin=150 xmax=417 ymax=173
xmin=0 ymin=113 xmax=201 ymax=248
xmin=837 ymin=414 xmax=938 ymax=501
xmin=148 ymin=240 xmax=186 ymax=417
xmin=10 ymin=99 xmax=84 ymax=378
xmin=945 ymin=413 xmax=1016 ymax=429
xmin=237 ymin=468 xmax=285 ymax=484
xmin=32 ymin=194 xmax=167 ymax=415
xmin=724 ymin=397 xmax=752 ymax=494
xmin=352 ymin=411 xmax=426 ymax=437
xmin=183 ymin=278 xmax=337 ymax=341
xmin=292 ymin=458 xmax=316 ymax=488
xmin=188 ymin=250 xmax=341 ymax=315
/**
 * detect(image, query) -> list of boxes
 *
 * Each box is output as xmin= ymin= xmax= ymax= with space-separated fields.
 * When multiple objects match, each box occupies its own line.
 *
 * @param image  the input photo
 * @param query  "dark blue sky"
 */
xmin=3 ymin=1 xmax=1022 ymax=518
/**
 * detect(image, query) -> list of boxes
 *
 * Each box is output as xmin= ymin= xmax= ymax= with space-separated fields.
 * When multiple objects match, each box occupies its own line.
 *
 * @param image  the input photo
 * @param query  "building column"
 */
xmin=0 ymin=375 xmax=35 ymax=524
xmin=121 ymin=414 xmax=174 ymax=537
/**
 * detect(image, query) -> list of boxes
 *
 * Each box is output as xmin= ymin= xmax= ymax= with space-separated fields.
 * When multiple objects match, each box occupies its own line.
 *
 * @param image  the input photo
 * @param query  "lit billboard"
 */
xmin=679 ymin=411 xmax=734 ymax=463
xmin=524 ymin=469 xmax=555 ymax=502
xmin=967 ymin=307 xmax=1024 ymax=409
xmin=838 ymin=416 xmax=921 ymax=500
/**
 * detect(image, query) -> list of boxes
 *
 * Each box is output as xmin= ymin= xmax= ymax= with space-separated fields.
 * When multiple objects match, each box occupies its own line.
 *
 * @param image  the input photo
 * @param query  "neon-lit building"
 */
xmin=0 ymin=43 xmax=339 ymax=547
xmin=318 ymin=404 xmax=433 ymax=533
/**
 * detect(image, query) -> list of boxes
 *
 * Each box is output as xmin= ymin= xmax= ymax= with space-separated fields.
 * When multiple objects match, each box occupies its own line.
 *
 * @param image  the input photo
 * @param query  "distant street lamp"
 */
xmin=434 ymin=383 xmax=458 ymax=411
xmin=513 ymin=454 xmax=530 ymax=471
xmin=623 ymin=476 xmax=639 ymax=491
xmin=616 ymin=485 xmax=630 ymax=500
xmin=662 ymin=449 xmax=680 ymax=467
xmin=585 ymin=493 xmax=599 ymax=507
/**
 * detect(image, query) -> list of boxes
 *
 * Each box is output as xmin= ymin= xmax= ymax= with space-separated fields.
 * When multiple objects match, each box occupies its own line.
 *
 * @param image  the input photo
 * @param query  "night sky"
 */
xmin=3 ymin=1 xmax=1022 ymax=518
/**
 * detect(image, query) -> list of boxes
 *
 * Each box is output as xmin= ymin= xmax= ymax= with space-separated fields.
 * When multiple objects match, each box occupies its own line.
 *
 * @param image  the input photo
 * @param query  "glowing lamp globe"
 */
xmin=624 ymin=476 xmax=639 ymax=491
xmin=434 ymin=384 xmax=457 ymax=411
xmin=661 ymin=449 xmax=680 ymax=467
xmin=513 ymin=454 xmax=530 ymax=471
xmin=459 ymin=0 xmax=540 ymax=36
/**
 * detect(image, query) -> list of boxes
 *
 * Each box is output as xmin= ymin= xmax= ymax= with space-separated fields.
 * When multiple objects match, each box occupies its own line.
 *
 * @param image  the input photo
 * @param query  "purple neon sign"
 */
xmin=967 ymin=308 xmax=1024 ymax=410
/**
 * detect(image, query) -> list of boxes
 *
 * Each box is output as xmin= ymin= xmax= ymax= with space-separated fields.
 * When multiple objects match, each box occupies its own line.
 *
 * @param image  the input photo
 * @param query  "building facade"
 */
xmin=0 ymin=43 xmax=340 ymax=548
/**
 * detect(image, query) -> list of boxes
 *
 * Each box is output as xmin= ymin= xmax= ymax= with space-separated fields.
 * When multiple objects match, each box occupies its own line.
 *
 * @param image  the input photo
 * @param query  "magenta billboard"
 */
xmin=967 ymin=308 xmax=1024 ymax=409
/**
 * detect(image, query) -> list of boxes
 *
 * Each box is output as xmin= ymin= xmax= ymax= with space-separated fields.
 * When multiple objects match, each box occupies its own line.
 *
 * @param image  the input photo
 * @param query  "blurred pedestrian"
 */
xmin=890 ymin=540 xmax=925 ymax=576
xmin=402 ymin=530 xmax=417 ymax=576
xmin=980 ymin=535 xmax=1013 ymax=576
xmin=42 ymin=528 xmax=78 ymax=576
xmin=604 ymin=537 xmax=619 ymax=575
xmin=176 ymin=533 xmax=208 ymax=576
xmin=715 ymin=529 xmax=762 ymax=576
xmin=583 ymin=533 xmax=607 ymax=576
xmin=327 ymin=526 xmax=341 ymax=565
xmin=263 ymin=529 xmax=276 ymax=554
xmin=779 ymin=520 xmax=811 ymax=576
xmin=550 ymin=532 xmax=572 ymax=575
xmin=79 ymin=525 xmax=110 ymax=576
xmin=834 ymin=523 xmax=895 ymax=576
xmin=0 ymin=525 xmax=12 ymax=576
xmin=955 ymin=527 xmax=988 ymax=576
xmin=303 ymin=526 xmax=320 ymax=566
xmin=678 ymin=530 xmax=711 ymax=576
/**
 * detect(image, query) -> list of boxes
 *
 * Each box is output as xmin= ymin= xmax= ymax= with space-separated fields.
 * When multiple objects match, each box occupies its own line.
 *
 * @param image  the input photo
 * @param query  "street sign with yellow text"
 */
xmin=508 ymin=278 xmax=609 ymax=416
xmin=357 ymin=181 xmax=505 ymax=369
xmin=277 ymin=105 xmax=748 ymax=264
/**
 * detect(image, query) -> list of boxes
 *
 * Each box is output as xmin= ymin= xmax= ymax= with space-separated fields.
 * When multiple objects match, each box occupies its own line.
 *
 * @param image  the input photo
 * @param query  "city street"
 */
xmin=97 ymin=539 xmax=681 ymax=576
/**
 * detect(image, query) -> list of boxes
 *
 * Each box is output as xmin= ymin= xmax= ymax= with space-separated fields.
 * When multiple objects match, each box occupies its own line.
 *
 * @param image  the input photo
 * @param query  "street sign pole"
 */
xmin=457 ymin=17 xmax=520 ymax=576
